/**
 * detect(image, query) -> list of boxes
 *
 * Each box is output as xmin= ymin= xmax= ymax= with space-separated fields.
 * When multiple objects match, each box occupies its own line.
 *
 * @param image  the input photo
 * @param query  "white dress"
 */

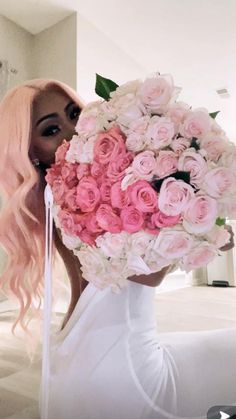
xmin=39 ymin=279 xmax=236 ymax=419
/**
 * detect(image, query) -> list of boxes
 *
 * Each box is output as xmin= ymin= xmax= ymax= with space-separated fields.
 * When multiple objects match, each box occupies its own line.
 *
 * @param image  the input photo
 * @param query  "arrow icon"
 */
xmin=220 ymin=411 xmax=230 ymax=419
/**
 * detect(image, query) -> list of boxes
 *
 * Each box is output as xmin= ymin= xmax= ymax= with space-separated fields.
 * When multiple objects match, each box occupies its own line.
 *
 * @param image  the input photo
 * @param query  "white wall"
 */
xmin=0 ymin=14 xmax=34 ymax=90
xmin=33 ymin=13 xmax=77 ymax=89
xmin=0 ymin=16 xmax=34 ymax=298
xmin=76 ymin=13 xmax=146 ymax=103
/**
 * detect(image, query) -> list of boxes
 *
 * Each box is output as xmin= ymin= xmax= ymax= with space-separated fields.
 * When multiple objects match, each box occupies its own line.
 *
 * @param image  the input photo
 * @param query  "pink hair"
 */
xmin=0 ymin=79 xmax=85 ymax=363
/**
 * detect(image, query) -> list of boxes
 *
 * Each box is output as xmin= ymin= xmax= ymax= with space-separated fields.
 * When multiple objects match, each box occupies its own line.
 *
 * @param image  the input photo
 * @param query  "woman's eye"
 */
xmin=42 ymin=125 xmax=60 ymax=137
xmin=70 ymin=107 xmax=81 ymax=120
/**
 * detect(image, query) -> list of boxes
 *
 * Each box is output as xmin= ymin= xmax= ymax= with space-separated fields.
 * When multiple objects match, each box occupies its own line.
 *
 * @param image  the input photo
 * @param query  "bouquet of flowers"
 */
xmin=46 ymin=72 xmax=236 ymax=293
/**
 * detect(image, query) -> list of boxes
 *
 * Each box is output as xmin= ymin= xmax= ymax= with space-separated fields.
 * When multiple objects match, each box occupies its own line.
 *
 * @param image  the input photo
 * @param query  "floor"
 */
xmin=0 ymin=277 xmax=236 ymax=419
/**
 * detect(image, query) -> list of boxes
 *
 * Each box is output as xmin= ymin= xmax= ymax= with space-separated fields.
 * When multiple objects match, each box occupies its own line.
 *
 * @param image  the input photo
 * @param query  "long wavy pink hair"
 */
xmin=0 ymin=79 xmax=85 ymax=362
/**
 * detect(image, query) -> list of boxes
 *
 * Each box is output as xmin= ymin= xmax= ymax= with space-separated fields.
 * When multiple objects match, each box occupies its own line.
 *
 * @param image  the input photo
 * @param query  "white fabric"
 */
xmin=39 ymin=279 xmax=236 ymax=419
xmin=41 ymin=184 xmax=54 ymax=419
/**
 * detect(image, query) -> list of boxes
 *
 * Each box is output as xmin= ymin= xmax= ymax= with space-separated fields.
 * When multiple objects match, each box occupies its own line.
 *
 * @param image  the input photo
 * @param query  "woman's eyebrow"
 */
xmin=36 ymin=101 xmax=74 ymax=127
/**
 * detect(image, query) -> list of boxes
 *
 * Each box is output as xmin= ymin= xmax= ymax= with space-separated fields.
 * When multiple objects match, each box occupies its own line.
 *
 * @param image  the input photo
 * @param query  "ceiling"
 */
xmin=0 ymin=0 xmax=236 ymax=139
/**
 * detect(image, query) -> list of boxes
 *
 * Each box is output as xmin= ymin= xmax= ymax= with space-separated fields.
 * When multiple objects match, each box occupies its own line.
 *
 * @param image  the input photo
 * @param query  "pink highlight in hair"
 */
xmin=0 ymin=78 xmax=85 ymax=363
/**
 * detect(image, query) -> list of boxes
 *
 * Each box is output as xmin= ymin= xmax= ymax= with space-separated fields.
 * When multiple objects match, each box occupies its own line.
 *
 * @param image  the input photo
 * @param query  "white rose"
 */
xmin=204 ymin=225 xmax=231 ymax=248
xmin=143 ymin=245 xmax=173 ymax=272
xmin=137 ymin=73 xmax=176 ymax=113
xmin=180 ymin=108 xmax=212 ymax=138
xmin=166 ymin=102 xmax=191 ymax=127
xmin=180 ymin=242 xmax=218 ymax=272
xmin=81 ymin=135 xmax=98 ymax=163
xmin=177 ymin=149 xmax=208 ymax=188
xmin=95 ymin=231 xmax=129 ymax=258
xmin=153 ymin=228 xmax=195 ymax=259
xmin=76 ymin=108 xmax=109 ymax=138
xmin=65 ymin=136 xmax=84 ymax=163
xmin=116 ymin=100 xmax=146 ymax=128
xmin=61 ymin=232 xmax=83 ymax=251
xmin=75 ymin=246 xmax=110 ymax=289
xmin=125 ymin=132 xmax=146 ymax=152
xmin=110 ymin=79 xmax=142 ymax=98
xmin=199 ymin=132 xmax=228 ymax=163
xmin=146 ymin=116 xmax=175 ymax=150
xmin=129 ymin=231 xmax=154 ymax=256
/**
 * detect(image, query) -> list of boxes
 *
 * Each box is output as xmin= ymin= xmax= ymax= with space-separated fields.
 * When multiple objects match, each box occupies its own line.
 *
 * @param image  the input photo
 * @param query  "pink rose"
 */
xmin=85 ymin=213 xmax=104 ymax=234
xmin=147 ymin=116 xmax=175 ymax=150
xmin=79 ymin=228 xmax=97 ymax=246
xmin=77 ymin=163 xmax=90 ymax=180
xmin=177 ymin=150 xmax=208 ymax=188
xmin=111 ymin=181 xmax=130 ymax=209
xmin=170 ymin=137 xmax=191 ymax=156
xmin=51 ymin=177 xmax=67 ymax=205
xmin=143 ymin=213 xmax=160 ymax=235
xmin=219 ymin=145 xmax=236 ymax=174
xmin=183 ymin=195 xmax=218 ymax=234
xmin=137 ymin=75 xmax=174 ymax=112
xmin=166 ymin=102 xmax=190 ymax=126
xmin=131 ymin=150 xmax=157 ymax=180
xmin=76 ymin=176 xmax=101 ymax=212
xmin=200 ymin=133 xmax=228 ymax=162
xmin=125 ymin=132 xmax=146 ymax=153
xmin=155 ymin=151 xmax=178 ymax=179
xmin=64 ymin=188 xmax=78 ymax=211
xmin=55 ymin=139 xmax=70 ymax=163
xmin=128 ymin=180 xmax=158 ymax=213
xmin=61 ymin=162 xmax=78 ymax=188
xmin=181 ymin=242 xmax=217 ymax=272
xmin=100 ymin=180 xmax=112 ymax=203
xmin=202 ymin=167 xmax=236 ymax=198
xmin=76 ymin=113 xmax=97 ymax=136
xmin=45 ymin=164 xmax=62 ymax=186
xmin=153 ymin=228 xmax=194 ymax=259
xmin=94 ymin=125 xmax=126 ymax=165
xmin=120 ymin=205 xmax=144 ymax=233
xmin=90 ymin=161 xmax=104 ymax=178
xmin=107 ymin=151 xmax=134 ymax=183
xmin=180 ymin=109 xmax=211 ymax=138
xmin=58 ymin=209 xmax=82 ymax=236
xmin=96 ymin=204 xmax=122 ymax=233
xmin=129 ymin=115 xmax=150 ymax=135
xmin=151 ymin=211 xmax=181 ymax=228
xmin=205 ymin=225 xmax=231 ymax=249
xmin=158 ymin=177 xmax=195 ymax=216
xmin=117 ymin=102 xmax=146 ymax=127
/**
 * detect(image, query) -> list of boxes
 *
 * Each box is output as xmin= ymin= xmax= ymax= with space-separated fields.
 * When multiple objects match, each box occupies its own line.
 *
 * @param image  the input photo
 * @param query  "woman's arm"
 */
xmin=128 ymin=264 xmax=175 ymax=288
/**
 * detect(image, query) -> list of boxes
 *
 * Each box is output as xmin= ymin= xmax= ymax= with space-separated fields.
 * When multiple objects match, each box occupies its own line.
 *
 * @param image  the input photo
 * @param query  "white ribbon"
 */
xmin=41 ymin=184 xmax=54 ymax=419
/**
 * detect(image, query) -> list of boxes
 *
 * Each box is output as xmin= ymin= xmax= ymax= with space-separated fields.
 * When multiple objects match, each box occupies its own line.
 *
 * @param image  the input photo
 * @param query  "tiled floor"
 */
xmin=1 ymin=282 xmax=236 ymax=419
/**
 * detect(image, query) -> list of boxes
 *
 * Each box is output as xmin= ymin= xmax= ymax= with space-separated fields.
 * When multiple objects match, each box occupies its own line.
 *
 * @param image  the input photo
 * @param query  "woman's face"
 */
xmin=31 ymin=88 xmax=81 ymax=166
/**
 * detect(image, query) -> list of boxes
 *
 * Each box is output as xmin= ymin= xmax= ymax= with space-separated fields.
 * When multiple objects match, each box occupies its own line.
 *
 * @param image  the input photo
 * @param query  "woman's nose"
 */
xmin=64 ymin=125 xmax=77 ymax=142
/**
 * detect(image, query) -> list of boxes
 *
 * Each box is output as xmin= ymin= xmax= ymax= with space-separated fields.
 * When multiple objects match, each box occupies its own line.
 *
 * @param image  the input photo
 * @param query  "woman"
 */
xmin=0 ymin=79 xmax=235 ymax=419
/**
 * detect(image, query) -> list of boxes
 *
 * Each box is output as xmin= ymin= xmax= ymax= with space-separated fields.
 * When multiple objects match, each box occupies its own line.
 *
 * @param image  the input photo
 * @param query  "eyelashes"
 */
xmin=41 ymin=106 xmax=81 ymax=137
xmin=42 ymin=125 xmax=60 ymax=137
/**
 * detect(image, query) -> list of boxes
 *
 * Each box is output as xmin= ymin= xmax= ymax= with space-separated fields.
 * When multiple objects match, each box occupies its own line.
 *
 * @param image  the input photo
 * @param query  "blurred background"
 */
xmin=0 ymin=1 xmax=236 ymax=418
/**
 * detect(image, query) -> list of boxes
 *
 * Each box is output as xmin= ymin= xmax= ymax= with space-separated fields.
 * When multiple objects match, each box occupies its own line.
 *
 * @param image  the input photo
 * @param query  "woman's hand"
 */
xmin=219 ymin=224 xmax=235 ymax=252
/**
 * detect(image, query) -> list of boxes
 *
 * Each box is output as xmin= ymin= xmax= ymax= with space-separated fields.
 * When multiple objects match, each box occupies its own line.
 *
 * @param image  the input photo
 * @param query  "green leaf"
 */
xmin=215 ymin=217 xmax=226 ymax=226
xmin=95 ymin=73 xmax=119 ymax=100
xmin=209 ymin=111 xmax=220 ymax=119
